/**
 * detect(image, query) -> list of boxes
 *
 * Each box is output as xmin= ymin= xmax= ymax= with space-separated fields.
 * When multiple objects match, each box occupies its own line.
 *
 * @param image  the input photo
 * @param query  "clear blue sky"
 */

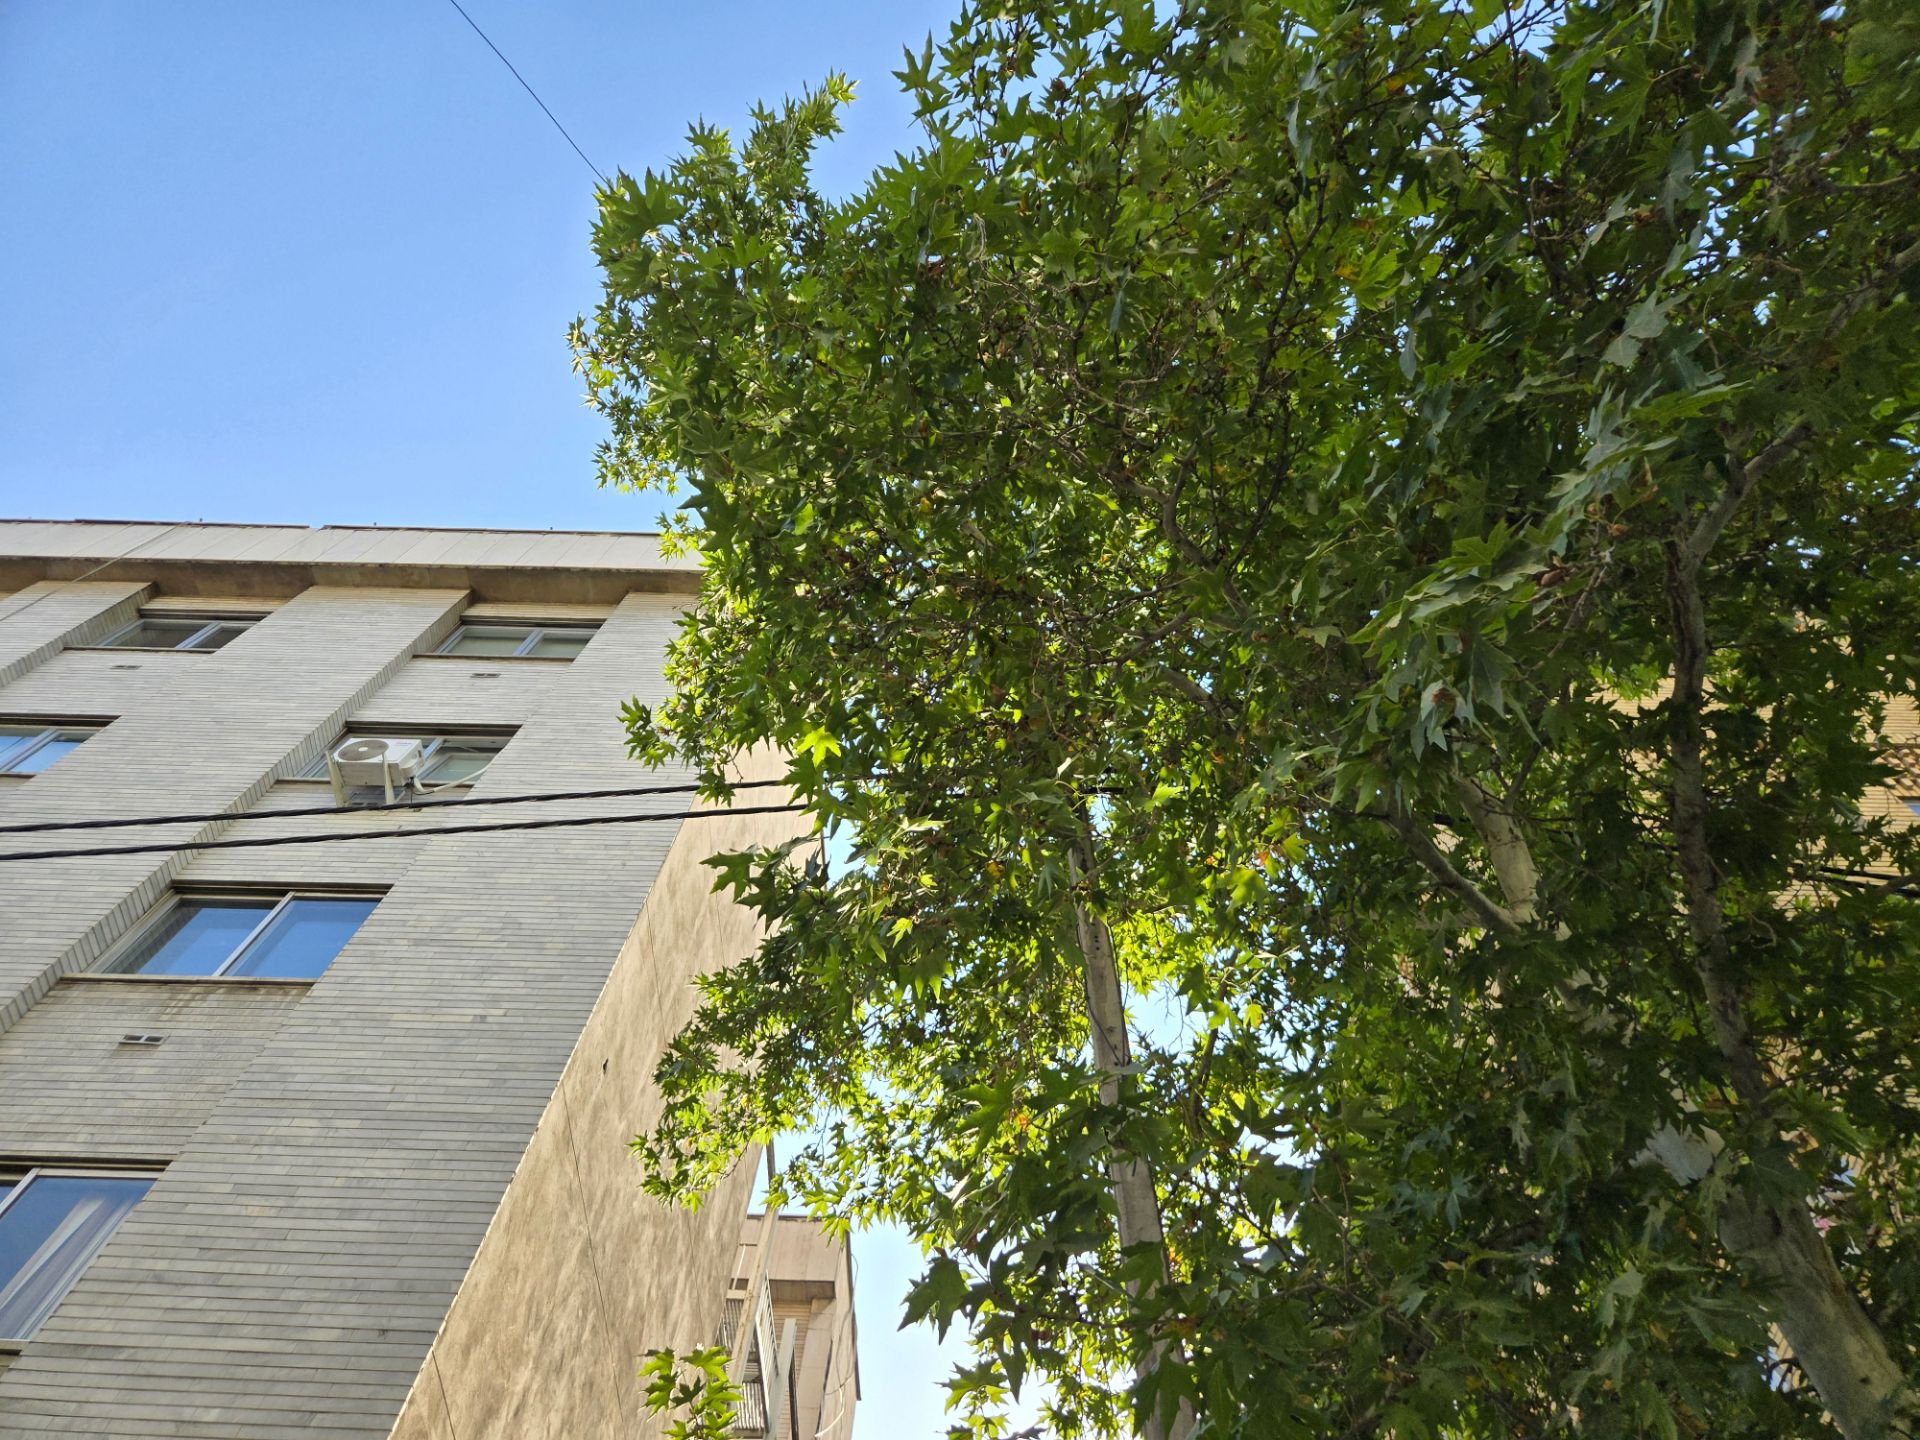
xmin=0 ymin=3 xmax=1034 ymax=1434
xmin=0 ymin=0 xmax=942 ymax=531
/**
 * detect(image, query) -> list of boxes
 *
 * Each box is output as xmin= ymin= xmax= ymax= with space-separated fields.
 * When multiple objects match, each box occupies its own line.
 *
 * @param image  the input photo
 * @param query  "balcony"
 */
xmin=719 ymin=1223 xmax=798 ymax=1439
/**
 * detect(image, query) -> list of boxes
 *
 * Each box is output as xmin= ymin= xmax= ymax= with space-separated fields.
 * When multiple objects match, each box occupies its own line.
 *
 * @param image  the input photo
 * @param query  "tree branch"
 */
xmin=1386 ymin=799 xmax=1525 ymax=936
xmin=1685 ymin=419 xmax=1811 ymax=571
xmin=1664 ymin=526 xmax=1918 ymax=1440
xmin=1452 ymin=774 xmax=1542 ymax=926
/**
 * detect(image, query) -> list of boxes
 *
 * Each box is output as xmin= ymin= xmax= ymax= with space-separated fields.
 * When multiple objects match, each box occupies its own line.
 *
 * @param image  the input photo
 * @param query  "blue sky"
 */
xmin=0 ymin=3 xmax=1030 ymax=1434
xmin=0 ymin=0 xmax=942 ymax=531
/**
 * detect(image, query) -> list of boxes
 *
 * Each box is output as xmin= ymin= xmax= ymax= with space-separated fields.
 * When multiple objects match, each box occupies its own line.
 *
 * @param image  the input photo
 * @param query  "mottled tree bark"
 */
xmin=1070 ymin=824 xmax=1194 ymax=1440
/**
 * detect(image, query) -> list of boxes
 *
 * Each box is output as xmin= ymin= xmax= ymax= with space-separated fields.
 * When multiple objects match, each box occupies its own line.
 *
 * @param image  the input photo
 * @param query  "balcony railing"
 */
xmin=718 ymin=1281 xmax=798 ymax=1438
xmin=717 ymin=1200 xmax=801 ymax=1439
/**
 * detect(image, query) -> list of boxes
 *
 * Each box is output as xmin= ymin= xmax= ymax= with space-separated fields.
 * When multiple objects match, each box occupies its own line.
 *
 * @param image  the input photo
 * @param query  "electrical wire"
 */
xmin=0 ymin=777 xmax=791 ymax=836
xmin=444 ymin=0 xmax=606 ymax=183
xmin=0 ymin=802 xmax=809 ymax=865
xmin=0 ymin=523 xmax=183 ymax=627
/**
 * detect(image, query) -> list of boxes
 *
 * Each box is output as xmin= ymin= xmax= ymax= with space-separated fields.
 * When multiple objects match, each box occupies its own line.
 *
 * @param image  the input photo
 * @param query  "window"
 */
xmin=0 ymin=1169 xmax=155 ymax=1341
xmin=0 ymin=723 xmax=101 ymax=776
xmin=298 ymin=732 xmax=509 ymax=789
xmin=101 ymin=892 xmax=380 ymax=980
xmin=100 ymin=613 xmax=260 ymax=652
xmin=435 ymin=621 xmax=597 ymax=660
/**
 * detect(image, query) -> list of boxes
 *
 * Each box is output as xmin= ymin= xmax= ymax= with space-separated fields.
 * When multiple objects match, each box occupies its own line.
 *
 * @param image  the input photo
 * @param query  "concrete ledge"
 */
xmin=0 ymin=521 xmax=700 ymax=603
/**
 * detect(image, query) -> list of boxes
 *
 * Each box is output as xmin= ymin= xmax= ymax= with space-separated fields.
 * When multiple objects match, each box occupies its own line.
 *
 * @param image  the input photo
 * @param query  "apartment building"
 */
xmin=0 ymin=520 xmax=856 ymax=1440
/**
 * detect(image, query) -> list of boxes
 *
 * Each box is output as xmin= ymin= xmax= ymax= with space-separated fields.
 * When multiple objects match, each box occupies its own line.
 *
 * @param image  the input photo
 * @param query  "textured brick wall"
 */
xmin=0 ymin=581 xmax=150 ymax=691
xmin=0 ymin=585 xmax=467 ymax=1031
xmin=0 ymin=573 xmax=780 ymax=1438
xmin=0 ymin=981 xmax=309 ymax=1158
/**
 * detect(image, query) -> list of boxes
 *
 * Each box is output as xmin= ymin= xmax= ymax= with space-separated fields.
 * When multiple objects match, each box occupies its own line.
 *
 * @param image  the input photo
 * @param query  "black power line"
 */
xmin=0 ymin=778 xmax=791 ymax=836
xmin=445 ymin=0 xmax=606 ymax=183
xmin=0 ymin=802 xmax=808 ymax=865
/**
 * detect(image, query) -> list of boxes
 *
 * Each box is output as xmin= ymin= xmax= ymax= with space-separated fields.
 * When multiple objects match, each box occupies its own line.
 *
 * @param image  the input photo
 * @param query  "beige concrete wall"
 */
xmin=0 ymin=521 xmax=697 ymax=604
xmin=767 ymin=1219 xmax=859 ymax=1440
xmin=386 ymin=779 xmax=804 ymax=1440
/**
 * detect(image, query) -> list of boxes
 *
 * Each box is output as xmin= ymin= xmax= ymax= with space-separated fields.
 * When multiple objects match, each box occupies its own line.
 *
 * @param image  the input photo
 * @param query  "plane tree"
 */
xmin=575 ymin=1 xmax=1920 ymax=1434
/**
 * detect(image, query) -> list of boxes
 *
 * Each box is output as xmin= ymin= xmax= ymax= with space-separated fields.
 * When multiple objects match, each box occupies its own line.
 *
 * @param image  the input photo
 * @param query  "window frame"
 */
xmin=0 ymin=722 xmax=102 ymax=776
xmin=98 ymin=613 xmax=262 ymax=653
xmin=0 ymin=1164 xmax=160 ymax=1344
xmin=432 ymin=620 xmax=599 ymax=660
xmin=94 ymin=888 xmax=384 ymax=982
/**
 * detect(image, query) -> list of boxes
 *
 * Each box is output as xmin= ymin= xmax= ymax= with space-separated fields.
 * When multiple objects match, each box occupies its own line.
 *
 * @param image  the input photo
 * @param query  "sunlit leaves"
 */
xmin=580 ymin=0 xmax=1920 ymax=1434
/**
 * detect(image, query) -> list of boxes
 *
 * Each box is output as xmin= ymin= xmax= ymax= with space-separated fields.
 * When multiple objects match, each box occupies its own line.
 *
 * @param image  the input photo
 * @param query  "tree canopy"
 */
xmin=574 ymin=0 xmax=1920 ymax=1434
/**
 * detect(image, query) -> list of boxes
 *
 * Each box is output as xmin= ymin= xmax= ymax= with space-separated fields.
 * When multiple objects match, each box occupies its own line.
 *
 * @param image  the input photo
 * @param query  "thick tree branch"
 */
xmin=1684 ymin=419 xmax=1812 ymax=571
xmin=1452 ymin=775 xmax=1543 ymax=926
xmin=1386 ymin=799 xmax=1525 ymax=936
xmin=1663 ymin=542 xmax=1773 ymax=1109
xmin=1067 ymin=818 xmax=1195 ymax=1440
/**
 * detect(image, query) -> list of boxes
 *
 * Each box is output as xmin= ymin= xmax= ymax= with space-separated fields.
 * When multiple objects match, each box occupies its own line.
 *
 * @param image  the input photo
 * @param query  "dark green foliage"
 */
xmin=576 ymin=1 xmax=1920 ymax=1434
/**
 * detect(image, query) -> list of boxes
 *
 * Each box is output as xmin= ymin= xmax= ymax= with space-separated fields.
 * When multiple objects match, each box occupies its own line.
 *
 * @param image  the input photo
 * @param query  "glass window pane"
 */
xmin=439 ymin=626 xmax=531 ymax=657
xmin=0 ymin=1174 xmax=153 ymax=1340
xmin=103 ymin=618 xmax=206 ymax=650
xmin=225 ymin=897 xmax=377 ymax=980
xmin=525 ymin=631 xmax=593 ymax=659
xmin=11 ymin=736 xmax=83 ymax=773
xmin=105 ymin=900 xmax=274 ymax=976
xmin=420 ymin=743 xmax=497 ymax=785
xmin=192 ymin=624 xmax=250 ymax=651
xmin=0 ymin=728 xmax=45 ymax=769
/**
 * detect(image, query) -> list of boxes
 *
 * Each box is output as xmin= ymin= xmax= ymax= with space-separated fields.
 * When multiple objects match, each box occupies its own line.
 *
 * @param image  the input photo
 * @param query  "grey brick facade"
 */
xmin=0 ymin=522 xmax=852 ymax=1439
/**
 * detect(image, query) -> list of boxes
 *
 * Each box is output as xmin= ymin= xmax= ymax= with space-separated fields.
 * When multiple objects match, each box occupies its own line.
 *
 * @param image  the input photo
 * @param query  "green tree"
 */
xmin=574 ymin=0 xmax=1920 ymax=1434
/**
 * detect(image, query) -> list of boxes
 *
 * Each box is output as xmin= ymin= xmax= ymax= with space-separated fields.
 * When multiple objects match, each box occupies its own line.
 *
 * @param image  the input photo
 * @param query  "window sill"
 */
xmin=68 ymin=646 xmax=216 ymax=656
xmin=409 ymin=652 xmax=577 ymax=664
xmin=273 ymin=777 xmax=479 ymax=798
xmin=62 ymin=974 xmax=318 ymax=989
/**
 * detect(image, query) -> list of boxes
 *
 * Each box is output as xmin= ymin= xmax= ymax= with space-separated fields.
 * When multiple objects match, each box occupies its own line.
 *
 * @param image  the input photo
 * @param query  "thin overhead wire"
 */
xmin=444 ymin=0 xmax=607 ymax=184
xmin=0 ymin=803 xmax=809 ymax=865
xmin=0 ymin=778 xmax=790 ymax=836
xmin=0 ymin=523 xmax=183 ymax=627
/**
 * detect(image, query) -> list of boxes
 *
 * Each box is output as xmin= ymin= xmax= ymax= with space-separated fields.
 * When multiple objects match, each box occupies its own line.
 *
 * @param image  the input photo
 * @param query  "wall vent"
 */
xmin=117 ymin=1033 xmax=166 ymax=1048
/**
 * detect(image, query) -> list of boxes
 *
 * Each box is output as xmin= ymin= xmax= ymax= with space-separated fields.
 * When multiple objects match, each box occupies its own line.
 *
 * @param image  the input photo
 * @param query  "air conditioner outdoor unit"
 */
xmin=327 ymin=737 xmax=423 ymax=804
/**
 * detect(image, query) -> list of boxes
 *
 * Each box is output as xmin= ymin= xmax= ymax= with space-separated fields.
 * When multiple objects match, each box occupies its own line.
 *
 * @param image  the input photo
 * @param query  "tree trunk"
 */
xmin=1440 ymin=744 xmax=1918 ymax=1437
xmin=1719 ymin=1192 xmax=1919 ymax=1438
xmin=1068 ymin=826 xmax=1193 ymax=1440
xmin=1664 ymin=541 xmax=1918 ymax=1439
